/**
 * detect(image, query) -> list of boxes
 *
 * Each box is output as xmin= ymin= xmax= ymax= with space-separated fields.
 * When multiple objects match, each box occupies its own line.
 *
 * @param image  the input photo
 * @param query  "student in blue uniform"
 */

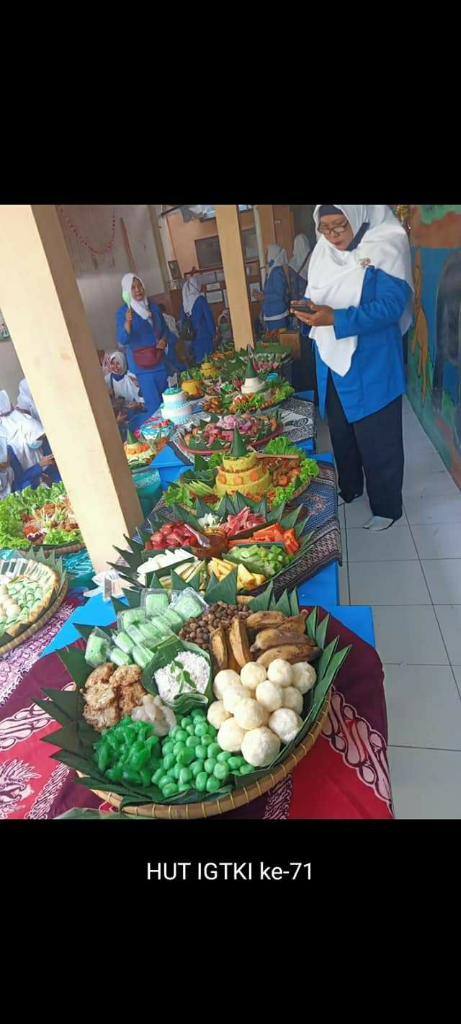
xmin=293 ymin=205 xmax=414 ymax=531
xmin=0 ymin=429 xmax=57 ymax=494
xmin=180 ymin=273 xmax=216 ymax=363
xmin=255 ymin=245 xmax=290 ymax=332
xmin=0 ymin=389 xmax=60 ymax=485
xmin=288 ymin=234 xmax=311 ymax=301
xmin=116 ymin=274 xmax=183 ymax=416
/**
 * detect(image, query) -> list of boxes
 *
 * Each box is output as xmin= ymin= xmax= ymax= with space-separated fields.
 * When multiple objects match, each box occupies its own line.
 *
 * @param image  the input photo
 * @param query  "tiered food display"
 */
xmin=124 ymin=436 xmax=153 ymax=469
xmin=0 ymin=552 xmax=62 ymax=646
xmin=0 ymin=483 xmax=83 ymax=550
xmin=42 ymin=574 xmax=351 ymax=813
xmin=163 ymin=431 xmax=319 ymax=510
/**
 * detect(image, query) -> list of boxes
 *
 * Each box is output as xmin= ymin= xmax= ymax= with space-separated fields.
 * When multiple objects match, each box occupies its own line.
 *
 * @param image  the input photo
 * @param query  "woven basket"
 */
xmin=83 ymin=691 xmax=330 ymax=819
xmin=0 ymin=576 xmax=68 ymax=657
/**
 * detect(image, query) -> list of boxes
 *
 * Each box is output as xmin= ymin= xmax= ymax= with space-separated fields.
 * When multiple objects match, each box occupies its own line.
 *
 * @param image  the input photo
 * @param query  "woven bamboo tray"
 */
xmin=40 ymin=542 xmax=85 ymax=555
xmin=83 ymin=691 xmax=330 ymax=819
xmin=0 ymin=576 xmax=68 ymax=657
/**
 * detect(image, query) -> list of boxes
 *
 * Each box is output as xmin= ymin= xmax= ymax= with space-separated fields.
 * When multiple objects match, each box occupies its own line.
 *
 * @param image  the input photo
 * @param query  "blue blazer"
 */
xmin=116 ymin=301 xmax=181 ymax=376
xmin=302 ymin=268 xmax=410 ymax=423
xmin=263 ymin=266 xmax=290 ymax=330
xmin=180 ymin=295 xmax=215 ymax=362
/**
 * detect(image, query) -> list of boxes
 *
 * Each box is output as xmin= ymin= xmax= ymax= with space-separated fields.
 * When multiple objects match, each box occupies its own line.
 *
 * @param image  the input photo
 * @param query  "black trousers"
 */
xmin=325 ymin=373 xmax=404 ymax=521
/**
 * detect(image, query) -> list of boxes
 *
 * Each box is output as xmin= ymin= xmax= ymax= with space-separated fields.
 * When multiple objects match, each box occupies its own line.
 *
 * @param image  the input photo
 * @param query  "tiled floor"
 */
xmin=318 ymin=395 xmax=461 ymax=819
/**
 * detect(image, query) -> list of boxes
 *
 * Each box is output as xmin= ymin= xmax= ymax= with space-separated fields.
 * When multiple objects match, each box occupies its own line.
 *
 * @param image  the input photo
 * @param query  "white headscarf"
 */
xmin=121 ymin=273 xmax=152 ymax=322
xmin=306 ymin=204 xmax=414 ymax=376
xmin=16 ymin=379 xmax=44 ymax=430
xmin=0 ymin=435 xmax=14 ymax=498
xmin=105 ymin=351 xmax=142 ymax=404
xmin=0 ymin=390 xmax=12 ymax=415
xmin=182 ymin=275 xmax=202 ymax=316
xmin=0 ymin=405 xmax=45 ymax=469
xmin=266 ymin=244 xmax=287 ymax=278
xmin=289 ymin=234 xmax=311 ymax=281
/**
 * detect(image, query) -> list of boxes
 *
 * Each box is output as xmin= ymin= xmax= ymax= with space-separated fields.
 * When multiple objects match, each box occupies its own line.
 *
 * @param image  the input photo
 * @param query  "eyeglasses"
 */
xmin=318 ymin=223 xmax=348 ymax=238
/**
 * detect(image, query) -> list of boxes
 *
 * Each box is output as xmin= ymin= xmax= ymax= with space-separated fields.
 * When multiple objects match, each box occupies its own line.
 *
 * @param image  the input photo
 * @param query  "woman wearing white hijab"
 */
xmin=288 ymin=234 xmax=312 ymax=300
xmin=116 ymin=273 xmax=183 ymax=416
xmin=17 ymin=379 xmax=42 ymax=423
xmin=255 ymin=244 xmax=290 ymax=332
xmin=292 ymin=205 xmax=413 ymax=530
xmin=0 ymin=389 xmax=58 ymax=479
xmin=180 ymin=272 xmax=216 ymax=363
xmin=104 ymin=351 xmax=148 ymax=432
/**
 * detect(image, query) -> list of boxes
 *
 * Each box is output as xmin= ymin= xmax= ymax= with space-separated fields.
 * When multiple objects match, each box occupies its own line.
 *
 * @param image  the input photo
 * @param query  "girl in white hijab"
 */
xmin=180 ymin=272 xmax=216 ymax=362
xmin=292 ymin=205 xmax=413 ymax=531
xmin=254 ymin=245 xmax=290 ymax=331
xmin=288 ymin=234 xmax=311 ymax=300
xmin=0 ymin=389 xmax=55 ymax=474
xmin=104 ymin=351 xmax=144 ymax=404
xmin=182 ymin=274 xmax=202 ymax=316
xmin=16 ymin=379 xmax=42 ymax=425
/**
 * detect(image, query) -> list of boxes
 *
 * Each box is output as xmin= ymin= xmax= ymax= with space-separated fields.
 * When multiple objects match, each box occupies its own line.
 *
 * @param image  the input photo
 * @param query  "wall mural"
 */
xmin=407 ymin=205 xmax=461 ymax=488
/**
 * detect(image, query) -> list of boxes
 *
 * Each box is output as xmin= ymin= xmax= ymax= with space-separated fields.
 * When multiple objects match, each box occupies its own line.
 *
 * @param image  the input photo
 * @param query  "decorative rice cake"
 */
xmin=0 ymin=564 xmax=59 ymax=638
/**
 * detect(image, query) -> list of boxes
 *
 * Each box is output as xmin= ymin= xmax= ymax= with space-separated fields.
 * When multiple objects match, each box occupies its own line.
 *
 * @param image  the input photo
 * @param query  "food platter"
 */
xmin=177 ymin=414 xmax=283 ymax=456
xmin=0 ymin=482 xmax=84 ymax=553
xmin=41 ymin=578 xmax=351 ymax=818
xmin=0 ymin=549 xmax=68 ymax=655
xmin=163 ymin=431 xmax=319 ymax=513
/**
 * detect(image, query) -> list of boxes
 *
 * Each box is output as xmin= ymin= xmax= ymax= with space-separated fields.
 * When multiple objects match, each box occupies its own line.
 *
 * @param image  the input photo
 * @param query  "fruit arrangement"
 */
xmin=0 ymin=483 xmax=83 ymax=550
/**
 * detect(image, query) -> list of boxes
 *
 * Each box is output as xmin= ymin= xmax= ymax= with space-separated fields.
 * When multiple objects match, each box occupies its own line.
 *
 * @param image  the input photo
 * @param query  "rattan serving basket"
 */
xmin=79 ymin=691 xmax=330 ymax=819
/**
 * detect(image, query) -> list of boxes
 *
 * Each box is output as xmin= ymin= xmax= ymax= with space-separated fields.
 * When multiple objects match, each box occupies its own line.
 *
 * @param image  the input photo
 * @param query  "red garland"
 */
xmin=58 ymin=206 xmax=116 ymax=255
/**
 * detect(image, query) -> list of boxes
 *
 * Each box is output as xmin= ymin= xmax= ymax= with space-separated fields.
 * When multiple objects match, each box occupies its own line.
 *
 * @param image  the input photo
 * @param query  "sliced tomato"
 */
xmin=150 ymin=531 xmax=165 ymax=545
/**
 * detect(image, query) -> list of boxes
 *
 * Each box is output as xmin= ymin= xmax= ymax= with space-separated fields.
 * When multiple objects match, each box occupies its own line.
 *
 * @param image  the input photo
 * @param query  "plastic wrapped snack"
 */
xmin=126 ymin=623 xmax=147 ymax=646
xmin=113 ymin=631 xmax=135 ymax=655
xmin=141 ymin=589 xmax=170 ymax=617
xmin=109 ymin=648 xmax=132 ymax=668
xmin=117 ymin=607 xmax=147 ymax=631
xmin=132 ymin=645 xmax=155 ymax=670
xmin=170 ymin=588 xmax=207 ymax=623
xmin=162 ymin=608 xmax=184 ymax=632
xmin=138 ymin=620 xmax=163 ymax=642
xmin=85 ymin=628 xmax=111 ymax=668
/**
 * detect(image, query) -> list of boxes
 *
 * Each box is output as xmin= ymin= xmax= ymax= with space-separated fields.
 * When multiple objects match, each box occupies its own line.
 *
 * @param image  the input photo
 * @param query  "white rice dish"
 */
xmin=154 ymin=651 xmax=209 ymax=703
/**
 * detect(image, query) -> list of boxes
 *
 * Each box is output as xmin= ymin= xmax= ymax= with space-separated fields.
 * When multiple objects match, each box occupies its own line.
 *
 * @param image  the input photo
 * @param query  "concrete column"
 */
xmin=0 ymin=204 xmax=144 ymax=573
xmin=214 ymin=205 xmax=254 ymax=350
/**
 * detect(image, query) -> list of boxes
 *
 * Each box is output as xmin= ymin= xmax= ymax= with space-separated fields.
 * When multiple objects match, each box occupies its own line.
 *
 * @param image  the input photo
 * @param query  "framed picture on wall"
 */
xmin=0 ymin=310 xmax=9 ymax=340
xmin=168 ymin=260 xmax=182 ymax=281
xmin=207 ymin=290 xmax=223 ymax=304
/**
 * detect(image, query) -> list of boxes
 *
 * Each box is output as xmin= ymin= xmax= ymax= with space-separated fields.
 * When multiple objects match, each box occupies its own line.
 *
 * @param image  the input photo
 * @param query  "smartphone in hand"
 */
xmin=290 ymin=301 xmax=315 ymax=314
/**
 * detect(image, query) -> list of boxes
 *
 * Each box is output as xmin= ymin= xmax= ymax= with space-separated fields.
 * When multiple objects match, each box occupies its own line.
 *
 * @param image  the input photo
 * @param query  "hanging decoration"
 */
xmin=57 ymin=206 xmax=117 ymax=255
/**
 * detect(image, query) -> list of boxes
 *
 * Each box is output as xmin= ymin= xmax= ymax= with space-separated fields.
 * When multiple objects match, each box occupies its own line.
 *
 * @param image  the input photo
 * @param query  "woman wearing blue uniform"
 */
xmin=293 ymin=205 xmax=413 ymax=531
xmin=116 ymin=274 xmax=183 ymax=416
xmin=256 ymin=245 xmax=290 ymax=332
xmin=180 ymin=274 xmax=216 ymax=363
xmin=0 ymin=388 xmax=60 ymax=486
xmin=288 ymin=234 xmax=311 ymax=301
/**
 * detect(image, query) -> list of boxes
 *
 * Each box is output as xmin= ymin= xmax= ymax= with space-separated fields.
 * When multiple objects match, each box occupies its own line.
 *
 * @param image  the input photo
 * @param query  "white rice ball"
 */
xmin=255 ymin=680 xmax=283 ymax=712
xmin=282 ymin=686 xmax=303 ymax=714
xmin=241 ymin=726 xmax=281 ymax=767
xmin=213 ymin=669 xmax=242 ymax=700
xmin=267 ymin=659 xmax=293 ymax=687
xmin=217 ymin=717 xmax=246 ymax=753
xmin=240 ymin=662 xmax=267 ymax=690
xmin=233 ymin=697 xmax=269 ymax=730
xmin=269 ymin=708 xmax=303 ymax=744
xmin=223 ymin=683 xmax=250 ymax=714
xmin=291 ymin=662 xmax=317 ymax=694
xmin=207 ymin=700 xmax=231 ymax=729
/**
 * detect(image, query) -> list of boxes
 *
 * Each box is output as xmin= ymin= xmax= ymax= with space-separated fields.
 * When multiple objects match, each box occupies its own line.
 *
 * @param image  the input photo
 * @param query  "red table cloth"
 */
xmin=0 ymin=608 xmax=393 ymax=820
